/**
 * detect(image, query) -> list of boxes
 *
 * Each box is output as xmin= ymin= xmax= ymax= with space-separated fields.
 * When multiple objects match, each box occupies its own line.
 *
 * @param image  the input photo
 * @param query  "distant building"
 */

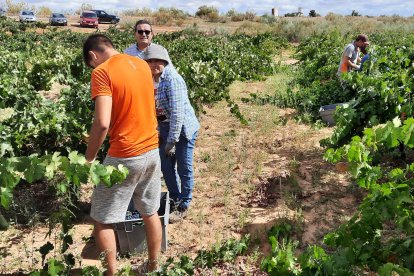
xmin=284 ymin=7 xmax=304 ymax=17
xmin=272 ymin=7 xmax=279 ymax=17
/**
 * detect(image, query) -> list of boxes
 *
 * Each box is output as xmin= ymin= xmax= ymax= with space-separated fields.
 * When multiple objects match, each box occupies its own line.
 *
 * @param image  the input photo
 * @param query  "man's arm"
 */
xmin=166 ymin=77 xmax=186 ymax=144
xmin=345 ymin=57 xmax=360 ymax=69
xmin=343 ymin=45 xmax=360 ymax=69
xmin=85 ymin=95 xmax=112 ymax=162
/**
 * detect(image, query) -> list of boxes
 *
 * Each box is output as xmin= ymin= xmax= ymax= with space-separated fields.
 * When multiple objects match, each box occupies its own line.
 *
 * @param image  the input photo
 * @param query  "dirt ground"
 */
xmin=0 ymin=45 xmax=362 ymax=274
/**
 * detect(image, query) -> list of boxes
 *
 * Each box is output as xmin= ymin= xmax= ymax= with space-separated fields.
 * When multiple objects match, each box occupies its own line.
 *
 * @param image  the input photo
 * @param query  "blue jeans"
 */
xmin=159 ymin=122 xmax=198 ymax=209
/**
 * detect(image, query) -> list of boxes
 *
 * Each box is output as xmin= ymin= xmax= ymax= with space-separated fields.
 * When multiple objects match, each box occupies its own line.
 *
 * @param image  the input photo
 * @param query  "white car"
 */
xmin=19 ymin=11 xmax=36 ymax=22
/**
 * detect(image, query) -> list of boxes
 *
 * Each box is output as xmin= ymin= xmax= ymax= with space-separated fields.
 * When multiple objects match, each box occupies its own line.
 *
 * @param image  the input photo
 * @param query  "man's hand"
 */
xmin=165 ymin=142 xmax=175 ymax=157
xmin=85 ymin=155 xmax=96 ymax=164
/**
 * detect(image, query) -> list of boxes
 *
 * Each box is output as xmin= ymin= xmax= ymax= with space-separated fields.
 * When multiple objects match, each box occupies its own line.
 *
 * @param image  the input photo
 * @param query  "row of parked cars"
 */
xmin=12 ymin=9 xmax=120 ymax=27
xmin=79 ymin=10 xmax=120 ymax=27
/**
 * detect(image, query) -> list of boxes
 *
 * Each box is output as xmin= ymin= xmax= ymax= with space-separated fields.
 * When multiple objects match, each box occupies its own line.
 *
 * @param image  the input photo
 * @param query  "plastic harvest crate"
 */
xmin=114 ymin=192 xmax=169 ymax=255
xmin=319 ymin=102 xmax=349 ymax=126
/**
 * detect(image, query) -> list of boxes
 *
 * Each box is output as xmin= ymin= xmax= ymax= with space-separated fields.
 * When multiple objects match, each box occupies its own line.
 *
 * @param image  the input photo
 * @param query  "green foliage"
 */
xmin=260 ymin=14 xmax=277 ymax=24
xmin=322 ymin=119 xmax=414 ymax=271
xmin=261 ymin=238 xmax=301 ymax=275
xmin=258 ymin=117 xmax=414 ymax=273
xmin=0 ymin=16 xmax=284 ymax=274
xmin=260 ymin=222 xmax=302 ymax=275
xmin=378 ymin=263 xmax=414 ymax=276
xmin=308 ymin=10 xmax=320 ymax=17
xmin=0 ymin=18 xmax=286 ymax=158
xmin=351 ymin=10 xmax=361 ymax=17
xmin=0 ymin=212 xmax=8 ymax=230
xmin=298 ymin=245 xmax=330 ymax=275
xmin=195 ymin=5 xmax=219 ymax=20
xmin=157 ymin=235 xmax=250 ymax=274
xmin=226 ymin=9 xmax=257 ymax=22
xmin=243 ymin=30 xmax=414 ymax=149
xmin=0 ymin=151 xmax=128 ymax=211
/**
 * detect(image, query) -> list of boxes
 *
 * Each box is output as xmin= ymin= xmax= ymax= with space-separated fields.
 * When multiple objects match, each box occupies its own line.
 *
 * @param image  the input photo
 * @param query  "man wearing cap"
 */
xmin=124 ymin=19 xmax=172 ymax=65
xmin=83 ymin=34 xmax=162 ymax=274
xmin=144 ymin=44 xmax=200 ymax=223
xmin=338 ymin=34 xmax=369 ymax=74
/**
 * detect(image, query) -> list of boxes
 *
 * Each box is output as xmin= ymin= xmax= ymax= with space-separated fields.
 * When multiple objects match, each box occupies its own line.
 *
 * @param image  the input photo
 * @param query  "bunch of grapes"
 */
xmin=125 ymin=211 xmax=141 ymax=221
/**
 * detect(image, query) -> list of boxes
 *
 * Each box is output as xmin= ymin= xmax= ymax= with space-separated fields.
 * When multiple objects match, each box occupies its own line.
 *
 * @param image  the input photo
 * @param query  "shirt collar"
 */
xmin=136 ymin=42 xmax=152 ymax=52
xmin=159 ymin=64 xmax=171 ymax=80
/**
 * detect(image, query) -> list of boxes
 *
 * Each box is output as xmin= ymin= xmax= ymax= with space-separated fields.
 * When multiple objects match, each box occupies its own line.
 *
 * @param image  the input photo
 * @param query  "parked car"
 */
xmin=49 ymin=13 xmax=67 ymax=26
xmin=80 ymin=10 xmax=98 ymax=28
xmin=19 ymin=11 xmax=36 ymax=23
xmin=91 ymin=10 xmax=119 ymax=24
xmin=0 ymin=8 xmax=6 ymax=17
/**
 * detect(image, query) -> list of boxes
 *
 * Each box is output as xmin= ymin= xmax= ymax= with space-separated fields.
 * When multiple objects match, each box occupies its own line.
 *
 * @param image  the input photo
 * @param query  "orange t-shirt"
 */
xmin=91 ymin=54 xmax=158 ymax=158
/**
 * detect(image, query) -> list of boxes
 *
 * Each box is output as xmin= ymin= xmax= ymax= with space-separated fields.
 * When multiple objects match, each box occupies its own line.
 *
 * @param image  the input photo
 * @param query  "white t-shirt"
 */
xmin=338 ymin=42 xmax=358 ymax=73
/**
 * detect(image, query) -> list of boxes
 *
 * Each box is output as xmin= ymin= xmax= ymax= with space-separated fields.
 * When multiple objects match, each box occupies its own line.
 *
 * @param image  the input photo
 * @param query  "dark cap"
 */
xmin=356 ymin=34 xmax=369 ymax=45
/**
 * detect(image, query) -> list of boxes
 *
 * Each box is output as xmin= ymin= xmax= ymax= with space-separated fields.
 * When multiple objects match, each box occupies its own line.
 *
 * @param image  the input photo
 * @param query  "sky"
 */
xmin=4 ymin=0 xmax=414 ymax=17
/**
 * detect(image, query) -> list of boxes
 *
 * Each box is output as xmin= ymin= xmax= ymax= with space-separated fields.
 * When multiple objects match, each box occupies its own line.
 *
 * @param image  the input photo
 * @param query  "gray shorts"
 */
xmin=90 ymin=148 xmax=161 ymax=224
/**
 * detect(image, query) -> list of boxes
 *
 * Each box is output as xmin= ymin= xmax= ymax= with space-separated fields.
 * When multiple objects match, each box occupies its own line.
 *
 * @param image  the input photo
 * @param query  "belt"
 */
xmin=157 ymin=115 xmax=168 ymax=122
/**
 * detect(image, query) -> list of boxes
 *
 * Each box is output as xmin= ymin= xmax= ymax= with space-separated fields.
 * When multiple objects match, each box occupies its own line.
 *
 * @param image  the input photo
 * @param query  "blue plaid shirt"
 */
xmin=157 ymin=65 xmax=200 ymax=143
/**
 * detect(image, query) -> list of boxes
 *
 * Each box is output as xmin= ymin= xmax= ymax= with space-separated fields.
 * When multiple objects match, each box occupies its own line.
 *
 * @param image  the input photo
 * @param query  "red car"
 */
xmin=80 ymin=11 xmax=98 ymax=28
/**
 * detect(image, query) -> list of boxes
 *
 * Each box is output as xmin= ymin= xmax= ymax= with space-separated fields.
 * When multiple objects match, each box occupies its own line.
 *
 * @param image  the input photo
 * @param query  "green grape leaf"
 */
xmin=89 ymin=163 xmax=108 ymax=185
xmin=44 ymin=152 xmax=62 ymax=179
xmin=402 ymin=118 xmax=414 ymax=147
xmin=68 ymin=151 xmax=86 ymax=165
xmin=0 ymin=187 xmax=13 ymax=209
xmin=47 ymin=259 xmax=65 ymax=276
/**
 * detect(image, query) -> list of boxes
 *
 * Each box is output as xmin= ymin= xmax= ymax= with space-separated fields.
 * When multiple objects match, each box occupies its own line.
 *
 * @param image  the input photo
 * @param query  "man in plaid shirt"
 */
xmin=144 ymin=44 xmax=200 ymax=222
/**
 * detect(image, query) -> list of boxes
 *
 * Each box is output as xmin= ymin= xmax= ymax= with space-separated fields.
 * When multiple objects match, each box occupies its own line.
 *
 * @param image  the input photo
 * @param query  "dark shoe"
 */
xmin=169 ymin=199 xmax=180 ymax=214
xmin=169 ymin=207 xmax=188 ymax=224
xmin=133 ymin=260 xmax=160 ymax=275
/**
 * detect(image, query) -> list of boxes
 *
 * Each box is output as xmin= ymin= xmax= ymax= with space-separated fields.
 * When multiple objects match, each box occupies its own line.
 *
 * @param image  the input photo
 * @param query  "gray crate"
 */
xmin=114 ymin=192 xmax=169 ymax=255
xmin=319 ymin=102 xmax=349 ymax=126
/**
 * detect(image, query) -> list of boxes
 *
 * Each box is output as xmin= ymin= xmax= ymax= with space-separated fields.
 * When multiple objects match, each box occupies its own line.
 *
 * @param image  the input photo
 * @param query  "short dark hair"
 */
xmin=134 ymin=19 xmax=152 ymax=32
xmin=356 ymin=34 xmax=369 ymax=43
xmin=83 ymin=34 xmax=114 ymax=67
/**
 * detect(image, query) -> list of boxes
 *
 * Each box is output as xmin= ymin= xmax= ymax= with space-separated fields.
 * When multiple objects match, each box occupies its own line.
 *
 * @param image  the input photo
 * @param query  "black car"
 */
xmin=91 ymin=10 xmax=119 ymax=24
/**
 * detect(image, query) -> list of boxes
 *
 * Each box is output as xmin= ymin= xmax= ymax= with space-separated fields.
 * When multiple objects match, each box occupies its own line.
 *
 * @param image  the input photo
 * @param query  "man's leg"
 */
xmin=94 ymin=221 xmax=117 ymax=276
xmin=159 ymin=122 xmax=180 ymax=202
xmin=142 ymin=213 xmax=162 ymax=271
xmin=175 ymin=131 xmax=198 ymax=209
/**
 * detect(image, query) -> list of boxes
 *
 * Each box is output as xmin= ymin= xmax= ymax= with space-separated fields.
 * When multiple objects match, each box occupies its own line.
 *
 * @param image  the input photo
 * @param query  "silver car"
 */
xmin=49 ymin=13 xmax=67 ymax=26
xmin=19 ymin=11 xmax=36 ymax=23
xmin=0 ymin=8 xmax=6 ymax=17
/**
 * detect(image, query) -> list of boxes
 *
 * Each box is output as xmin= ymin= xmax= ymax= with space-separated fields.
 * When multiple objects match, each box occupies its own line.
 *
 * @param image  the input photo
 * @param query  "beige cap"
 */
xmin=143 ymin=44 xmax=169 ymax=64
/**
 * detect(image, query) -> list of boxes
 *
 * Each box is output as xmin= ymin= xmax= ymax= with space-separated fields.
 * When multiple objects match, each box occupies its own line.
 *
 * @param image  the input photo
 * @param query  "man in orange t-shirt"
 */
xmin=338 ymin=34 xmax=370 ymax=74
xmin=83 ymin=34 xmax=161 ymax=274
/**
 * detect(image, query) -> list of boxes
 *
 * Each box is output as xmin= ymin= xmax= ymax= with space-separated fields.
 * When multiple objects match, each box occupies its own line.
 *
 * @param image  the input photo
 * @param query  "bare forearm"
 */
xmin=85 ymin=95 xmax=112 ymax=162
xmin=346 ymin=59 xmax=359 ymax=69
xmin=85 ymin=121 xmax=109 ymax=162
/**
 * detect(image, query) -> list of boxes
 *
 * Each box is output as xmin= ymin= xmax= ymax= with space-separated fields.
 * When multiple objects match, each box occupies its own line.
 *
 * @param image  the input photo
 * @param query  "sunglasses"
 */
xmin=136 ymin=30 xmax=151 ymax=35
